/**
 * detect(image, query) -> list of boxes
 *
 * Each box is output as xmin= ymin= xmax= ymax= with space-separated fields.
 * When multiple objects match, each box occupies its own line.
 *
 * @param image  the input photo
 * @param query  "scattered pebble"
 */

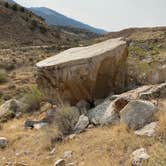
xmin=131 ymin=148 xmax=150 ymax=166
xmin=63 ymin=151 xmax=73 ymax=158
xmin=54 ymin=159 xmax=65 ymax=166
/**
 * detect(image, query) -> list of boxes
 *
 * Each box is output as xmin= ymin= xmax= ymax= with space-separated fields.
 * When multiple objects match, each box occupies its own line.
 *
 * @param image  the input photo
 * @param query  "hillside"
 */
xmin=29 ymin=7 xmax=107 ymax=35
xmin=0 ymin=1 xmax=99 ymax=49
xmin=106 ymin=26 xmax=166 ymax=40
xmin=0 ymin=0 xmax=59 ymax=47
xmin=98 ymin=27 xmax=166 ymax=88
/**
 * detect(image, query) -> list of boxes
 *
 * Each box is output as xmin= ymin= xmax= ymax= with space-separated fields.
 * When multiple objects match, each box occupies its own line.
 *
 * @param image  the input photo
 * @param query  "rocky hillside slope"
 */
xmin=0 ymin=0 xmax=99 ymax=48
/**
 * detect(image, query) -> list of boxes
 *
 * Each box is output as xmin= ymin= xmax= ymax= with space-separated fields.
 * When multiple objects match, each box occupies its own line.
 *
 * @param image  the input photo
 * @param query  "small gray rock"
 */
xmin=0 ymin=137 xmax=8 ymax=148
xmin=134 ymin=122 xmax=157 ymax=137
xmin=74 ymin=115 xmax=89 ymax=133
xmin=131 ymin=148 xmax=150 ymax=166
xmin=33 ymin=122 xmax=48 ymax=129
xmin=63 ymin=151 xmax=73 ymax=158
xmin=24 ymin=120 xmax=47 ymax=129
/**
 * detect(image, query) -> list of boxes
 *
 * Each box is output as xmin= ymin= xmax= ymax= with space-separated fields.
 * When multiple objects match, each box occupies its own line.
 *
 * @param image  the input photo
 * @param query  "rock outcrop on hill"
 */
xmin=36 ymin=38 xmax=128 ymax=105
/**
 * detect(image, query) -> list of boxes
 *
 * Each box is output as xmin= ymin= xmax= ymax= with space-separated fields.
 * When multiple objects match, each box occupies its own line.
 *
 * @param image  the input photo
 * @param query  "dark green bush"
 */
xmin=30 ymin=19 xmax=38 ymax=30
xmin=4 ymin=2 xmax=9 ymax=8
xmin=11 ymin=4 xmax=18 ymax=11
xmin=19 ymin=6 xmax=25 ymax=12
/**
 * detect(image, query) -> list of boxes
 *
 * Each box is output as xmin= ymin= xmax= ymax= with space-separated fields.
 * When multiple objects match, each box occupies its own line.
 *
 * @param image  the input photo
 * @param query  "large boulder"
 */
xmin=120 ymin=100 xmax=156 ymax=130
xmin=36 ymin=38 xmax=128 ymax=105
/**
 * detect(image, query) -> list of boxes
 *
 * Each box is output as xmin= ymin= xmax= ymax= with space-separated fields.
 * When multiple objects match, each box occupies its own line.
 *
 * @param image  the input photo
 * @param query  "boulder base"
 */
xmin=36 ymin=38 xmax=128 ymax=105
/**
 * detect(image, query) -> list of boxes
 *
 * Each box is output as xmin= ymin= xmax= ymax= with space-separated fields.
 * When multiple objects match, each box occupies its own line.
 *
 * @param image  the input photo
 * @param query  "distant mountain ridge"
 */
xmin=29 ymin=7 xmax=107 ymax=34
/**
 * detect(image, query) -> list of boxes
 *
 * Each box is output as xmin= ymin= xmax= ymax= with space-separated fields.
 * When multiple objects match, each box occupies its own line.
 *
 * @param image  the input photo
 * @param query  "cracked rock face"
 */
xmin=36 ymin=38 xmax=128 ymax=105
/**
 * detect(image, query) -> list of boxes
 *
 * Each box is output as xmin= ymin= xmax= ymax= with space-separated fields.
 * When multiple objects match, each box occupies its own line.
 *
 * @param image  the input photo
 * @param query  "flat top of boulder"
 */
xmin=36 ymin=38 xmax=126 ymax=67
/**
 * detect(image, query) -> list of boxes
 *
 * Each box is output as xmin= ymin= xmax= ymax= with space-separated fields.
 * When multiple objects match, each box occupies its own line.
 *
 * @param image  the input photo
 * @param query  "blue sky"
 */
xmin=15 ymin=0 xmax=166 ymax=31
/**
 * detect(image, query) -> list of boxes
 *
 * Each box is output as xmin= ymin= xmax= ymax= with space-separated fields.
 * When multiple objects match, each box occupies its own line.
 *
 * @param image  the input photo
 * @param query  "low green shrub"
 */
xmin=23 ymin=86 xmax=43 ymax=112
xmin=19 ymin=6 xmax=25 ymax=12
xmin=11 ymin=4 xmax=18 ymax=11
xmin=0 ymin=69 xmax=8 ymax=84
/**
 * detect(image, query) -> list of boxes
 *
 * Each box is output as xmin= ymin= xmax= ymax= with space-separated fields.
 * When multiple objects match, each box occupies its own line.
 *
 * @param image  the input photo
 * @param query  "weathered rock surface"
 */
xmin=76 ymin=100 xmax=90 ymax=115
xmin=107 ymin=83 xmax=165 ymax=101
xmin=131 ymin=148 xmax=150 ymax=166
xmin=134 ymin=122 xmax=157 ymax=137
xmin=87 ymin=83 xmax=165 ymax=126
xmin=0 ymin=137 xmax=8 ymax=148
xmin=87 ymin=99 xmax=111 ymax=125
xmin=88 ymin=97 xmax=129 ymax=125
xmin=0 ymin=99 xmax=27 ymax=122
xmin=36 ymin=38 xmax=128 ymax=105
xmin=120 ymin=100 xmax=156 ymax=130
xmin=139 ymin=82 xmax=166 ymax=100
xmin=74 ymin=115 xmax=89 ymax=133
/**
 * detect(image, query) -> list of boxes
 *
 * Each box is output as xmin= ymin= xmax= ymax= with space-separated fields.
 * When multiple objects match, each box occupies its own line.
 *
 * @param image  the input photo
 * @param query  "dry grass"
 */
xmin=0 ymin=99 xmax=165 ymax=166
xmin=53 ymin=106 xmax=79 ymax=135
xmin=0 ymin=116 xmax=59 ymax=166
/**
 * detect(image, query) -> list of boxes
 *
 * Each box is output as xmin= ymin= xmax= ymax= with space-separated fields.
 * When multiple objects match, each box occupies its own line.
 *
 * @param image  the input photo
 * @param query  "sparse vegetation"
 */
xmin=11 ymin=4 xmax=18 ymax=11
xmin=30 ymin=19 xmax=38 ymax=30
xmin=54 ymin=106 xmax=78 ymax=135
xmin=22 ymin=86 xmax=43 ymax=111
